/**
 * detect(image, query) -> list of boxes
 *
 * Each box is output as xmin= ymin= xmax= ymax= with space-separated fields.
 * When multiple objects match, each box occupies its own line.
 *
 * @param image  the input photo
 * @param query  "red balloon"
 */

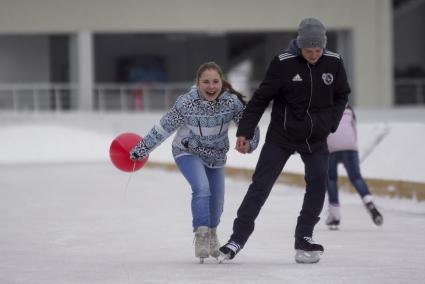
xmin=109 ymin=133 xmax=148 ymax=172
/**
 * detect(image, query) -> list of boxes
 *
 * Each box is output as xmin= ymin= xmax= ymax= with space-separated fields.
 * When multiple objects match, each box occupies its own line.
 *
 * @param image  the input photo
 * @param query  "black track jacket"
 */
xmin=237 ymin=40 xmax=350 ymax=153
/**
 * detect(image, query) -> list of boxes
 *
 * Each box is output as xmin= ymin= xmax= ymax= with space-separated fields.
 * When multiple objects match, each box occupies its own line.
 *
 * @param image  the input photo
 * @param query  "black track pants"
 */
xmin=230 ymin=142 xmax=329 ymax=246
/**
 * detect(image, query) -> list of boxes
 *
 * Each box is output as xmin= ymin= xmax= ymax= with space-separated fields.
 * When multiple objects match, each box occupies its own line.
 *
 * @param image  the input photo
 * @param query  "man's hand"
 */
xmin=235 ymin=136 xmax=251 ymax=154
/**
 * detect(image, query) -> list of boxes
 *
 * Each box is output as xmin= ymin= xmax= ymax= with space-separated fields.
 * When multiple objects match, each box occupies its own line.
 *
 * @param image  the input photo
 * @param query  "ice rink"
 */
xmin=1 ymin=161 xmax=424 ymax=284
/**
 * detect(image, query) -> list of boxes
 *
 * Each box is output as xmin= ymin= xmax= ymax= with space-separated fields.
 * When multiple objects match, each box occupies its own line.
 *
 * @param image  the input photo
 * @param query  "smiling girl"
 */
xmin=130 ymin=61 xmax=260 ymax=263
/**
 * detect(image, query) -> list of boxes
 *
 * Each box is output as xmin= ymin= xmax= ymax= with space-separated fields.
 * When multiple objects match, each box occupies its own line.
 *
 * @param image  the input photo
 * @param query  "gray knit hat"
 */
xmin=296 ymin=18 xmax=327 ymax=49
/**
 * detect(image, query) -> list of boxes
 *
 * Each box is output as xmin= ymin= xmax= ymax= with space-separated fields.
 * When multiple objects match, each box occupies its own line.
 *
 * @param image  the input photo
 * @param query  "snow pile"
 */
xmin=0 ymin=124 xmax=114 ymax=164
xmin=0 ymin=112 xmax=424 ymax=183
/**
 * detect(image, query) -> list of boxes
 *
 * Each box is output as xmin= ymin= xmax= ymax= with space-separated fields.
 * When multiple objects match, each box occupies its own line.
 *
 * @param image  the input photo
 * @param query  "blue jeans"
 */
xmin=175 ymin=155 xmax=225 ymax=230
xmin=327 ymin=150 xmax=371 ymax=205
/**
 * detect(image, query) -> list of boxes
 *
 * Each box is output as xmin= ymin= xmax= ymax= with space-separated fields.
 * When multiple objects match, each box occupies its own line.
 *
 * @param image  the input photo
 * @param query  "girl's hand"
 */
xmin=235 ymin=136 xmax=251 ymax=154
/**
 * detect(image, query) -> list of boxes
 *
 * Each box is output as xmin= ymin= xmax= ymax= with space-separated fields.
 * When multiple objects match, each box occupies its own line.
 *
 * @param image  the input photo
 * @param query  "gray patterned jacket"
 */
xmin=131 ymin=87 xmax=260 ymax=168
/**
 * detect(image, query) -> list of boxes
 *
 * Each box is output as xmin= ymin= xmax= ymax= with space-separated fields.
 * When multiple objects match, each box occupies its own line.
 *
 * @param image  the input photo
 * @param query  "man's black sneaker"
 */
xmin=217 ymin=241 xmax=241 ymax=263
xmin=365 ymin=202 xmax=383 ymax=226
xmin=294 ymin=236 xmax=324 ymax=264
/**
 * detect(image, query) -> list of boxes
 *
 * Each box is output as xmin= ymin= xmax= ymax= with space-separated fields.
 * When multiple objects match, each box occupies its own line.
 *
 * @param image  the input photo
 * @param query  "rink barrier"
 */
xmin=145 ymin=161 xmax=425 ymax=201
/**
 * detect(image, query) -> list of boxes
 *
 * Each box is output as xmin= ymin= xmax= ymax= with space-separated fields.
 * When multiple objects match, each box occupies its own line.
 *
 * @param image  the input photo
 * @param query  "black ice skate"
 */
xmin=217 ymin=240 xmax=241 ymax=263
xmin=365 ymin=202 xmax=383 ymax=226
xmin=294 ymin=236 xmax=324 ymax=264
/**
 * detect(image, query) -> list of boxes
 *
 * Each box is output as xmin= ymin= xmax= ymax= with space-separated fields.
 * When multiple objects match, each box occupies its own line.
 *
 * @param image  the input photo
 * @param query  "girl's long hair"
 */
xmin=196 ymin=61 xmax=247 ymax=105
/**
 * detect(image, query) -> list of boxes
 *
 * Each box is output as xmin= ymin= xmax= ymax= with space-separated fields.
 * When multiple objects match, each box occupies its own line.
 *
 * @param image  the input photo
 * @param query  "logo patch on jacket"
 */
xmin=292 ymin=74 xmax=303 ymax=82
xmin=322 ymin=73 xmax=334 ymax=85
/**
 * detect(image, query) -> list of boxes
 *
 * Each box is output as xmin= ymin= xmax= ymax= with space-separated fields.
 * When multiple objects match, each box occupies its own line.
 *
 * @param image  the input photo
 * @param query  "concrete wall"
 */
xmin=394 ymin=0 xmax=425 ymax=72
xmin=0 ymin=35 xmax=49 ymax=83
xmin=0 ymin=0 xmax=393 ymax=107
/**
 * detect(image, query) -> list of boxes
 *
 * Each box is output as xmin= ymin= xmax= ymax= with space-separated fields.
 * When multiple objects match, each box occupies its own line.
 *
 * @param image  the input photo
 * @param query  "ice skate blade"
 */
xmin=328 ymin=224 xmax=339 ymax=230
xmin=196 ymin=252 xmax=209 ymax=264
xmin=295 ymin=250 xmax=323 ymax=264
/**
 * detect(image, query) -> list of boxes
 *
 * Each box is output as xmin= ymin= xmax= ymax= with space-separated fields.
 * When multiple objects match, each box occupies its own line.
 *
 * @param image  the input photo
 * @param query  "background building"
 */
xmin=393 ymin=0 xmax=425 ymax=104
xmin=0 ymin=0 xmax=423 ymax=112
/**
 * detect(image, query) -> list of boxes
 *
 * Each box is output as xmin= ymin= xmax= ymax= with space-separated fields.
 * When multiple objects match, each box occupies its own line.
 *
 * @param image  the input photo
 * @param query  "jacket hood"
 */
xmin=286 ymin=39 xmax=301 ymax=55
xmin=286 ymin=38 xmax=328 ymax=65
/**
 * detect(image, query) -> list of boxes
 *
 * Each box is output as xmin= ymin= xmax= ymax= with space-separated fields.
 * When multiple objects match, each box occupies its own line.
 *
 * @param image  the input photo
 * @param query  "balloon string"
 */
xmin=124 ymin=161 xmax=137 ymax=199
xmin=121 ymin=162 xmax=136 ymax=284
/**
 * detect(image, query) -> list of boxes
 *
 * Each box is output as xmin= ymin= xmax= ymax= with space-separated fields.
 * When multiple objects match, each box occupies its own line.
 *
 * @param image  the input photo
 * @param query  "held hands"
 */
xmin=235 ymin=136 xmax=251 ymax=154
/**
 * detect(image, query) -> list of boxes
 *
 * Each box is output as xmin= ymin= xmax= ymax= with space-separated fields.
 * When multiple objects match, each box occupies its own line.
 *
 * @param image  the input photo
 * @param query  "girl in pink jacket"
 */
xmin=326 ymin=106 xmax=383 ymax=229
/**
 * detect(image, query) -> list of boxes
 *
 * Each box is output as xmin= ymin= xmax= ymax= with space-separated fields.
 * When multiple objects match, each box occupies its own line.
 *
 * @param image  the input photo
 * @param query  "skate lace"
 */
xmin=193 ymin=231 xmax=209 ymax=246
xmin=225 ymin=241 xmax=241 ymax=253
xmin=303 ymin=237 xmax=316 ymax=244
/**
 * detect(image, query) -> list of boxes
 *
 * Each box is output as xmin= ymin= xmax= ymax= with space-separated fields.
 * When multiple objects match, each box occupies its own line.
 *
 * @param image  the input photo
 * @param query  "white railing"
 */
xmin=94 ymin=82 xmax=191 ymax=112
xmin=1 ymin=79 xmax=424 ymax=112
xmin=0 ymin=82 xmax=192 ymax=112
xmin=0 ymin=81 xmax=261 ymax=112
xmin=0 ymin=83 xmax=78 ymax=112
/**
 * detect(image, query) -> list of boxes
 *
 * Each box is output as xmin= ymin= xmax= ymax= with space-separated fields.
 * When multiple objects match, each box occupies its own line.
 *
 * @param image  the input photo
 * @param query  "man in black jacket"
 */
xmin=219 ymin=18 xmax=350 ymax=264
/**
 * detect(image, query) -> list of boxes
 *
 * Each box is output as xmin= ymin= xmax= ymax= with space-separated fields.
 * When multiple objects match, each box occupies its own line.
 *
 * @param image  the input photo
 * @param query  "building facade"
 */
xmin=0 ymin=0 xmax=394 ymax=111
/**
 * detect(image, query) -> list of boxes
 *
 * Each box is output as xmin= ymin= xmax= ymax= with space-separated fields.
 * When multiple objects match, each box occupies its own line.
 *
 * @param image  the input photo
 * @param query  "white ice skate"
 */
xmin=194 ymin=226 xmax=210 ymax=263
xmin=325 ymin=203 xmax=341 ymax=230
xmin=209 ymin=227 xmax=220 ymax=259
